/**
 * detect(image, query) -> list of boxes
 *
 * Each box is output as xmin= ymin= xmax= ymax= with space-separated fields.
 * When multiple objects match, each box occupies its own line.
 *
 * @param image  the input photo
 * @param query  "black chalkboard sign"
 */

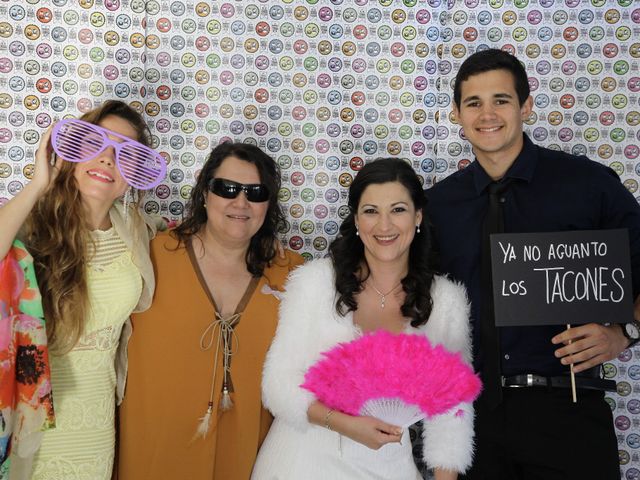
xmin=490 ymin=229 xmax=633 ymax=327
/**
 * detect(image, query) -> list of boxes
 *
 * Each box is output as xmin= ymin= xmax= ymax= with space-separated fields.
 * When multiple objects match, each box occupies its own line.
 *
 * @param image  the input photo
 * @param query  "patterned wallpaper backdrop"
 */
xmin=1 ymin=0 xmax=639 ymax=476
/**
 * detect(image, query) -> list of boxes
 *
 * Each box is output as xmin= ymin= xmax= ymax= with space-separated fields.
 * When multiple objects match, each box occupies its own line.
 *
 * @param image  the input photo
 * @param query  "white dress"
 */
xmin=252 ymin=259 xmax=475 ymax=480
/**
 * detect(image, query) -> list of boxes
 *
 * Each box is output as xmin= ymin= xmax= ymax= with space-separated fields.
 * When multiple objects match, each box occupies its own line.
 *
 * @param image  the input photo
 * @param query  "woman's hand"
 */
xmin=32 ymin=125 xmax=61 ymax=194
xmin=0 ymin=125 xmax=61 ymax=258
xmin=307 ymin=402 xmax=402 ymax=450
xmin=434 ymin=468 xmax=458 ymax=480
xmin=335 ymin=414 xmax=403 ymax=450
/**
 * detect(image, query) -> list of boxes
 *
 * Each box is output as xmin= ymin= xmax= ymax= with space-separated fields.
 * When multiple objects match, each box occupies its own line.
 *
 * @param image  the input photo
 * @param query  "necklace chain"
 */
xmin=368 ymin=280 xmax=402 ymax=309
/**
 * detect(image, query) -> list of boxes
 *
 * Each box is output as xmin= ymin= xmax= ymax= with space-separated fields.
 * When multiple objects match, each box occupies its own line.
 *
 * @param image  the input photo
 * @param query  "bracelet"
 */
xmin=324 ymin=409 xmax=335 ymax=431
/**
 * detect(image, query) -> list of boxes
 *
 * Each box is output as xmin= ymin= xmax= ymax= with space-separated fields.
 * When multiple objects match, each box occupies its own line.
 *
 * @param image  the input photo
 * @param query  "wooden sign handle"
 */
xmin=566 ymin=324 xmax=577 ymax=403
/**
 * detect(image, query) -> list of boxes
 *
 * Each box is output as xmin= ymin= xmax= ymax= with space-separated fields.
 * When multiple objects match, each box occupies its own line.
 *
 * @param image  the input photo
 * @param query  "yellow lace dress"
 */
xmin=31 ymin=228 xmax=142 ymax=480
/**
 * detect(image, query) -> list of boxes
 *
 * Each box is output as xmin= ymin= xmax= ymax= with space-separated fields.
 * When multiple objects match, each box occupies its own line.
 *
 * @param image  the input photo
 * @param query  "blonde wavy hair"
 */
xmin=23 ymin=100 xmax=151 ymax=354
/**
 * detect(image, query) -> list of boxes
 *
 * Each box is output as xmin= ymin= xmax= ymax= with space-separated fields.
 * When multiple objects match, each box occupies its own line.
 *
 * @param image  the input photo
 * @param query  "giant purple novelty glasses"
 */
xmin=51 ymin=119 xmax=167 ymax=190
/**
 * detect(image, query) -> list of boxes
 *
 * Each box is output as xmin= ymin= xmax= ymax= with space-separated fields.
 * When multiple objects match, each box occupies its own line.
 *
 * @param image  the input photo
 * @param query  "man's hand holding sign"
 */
xmin=552 ymin=315 xmax=635 ymax=373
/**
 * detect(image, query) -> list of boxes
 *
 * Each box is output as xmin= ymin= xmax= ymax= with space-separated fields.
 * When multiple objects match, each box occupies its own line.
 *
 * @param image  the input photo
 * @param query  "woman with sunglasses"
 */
xmin=0 ymin=101 xmax=162 ymax=479
xmin=117 ymin=142 xmax=303 ymax=480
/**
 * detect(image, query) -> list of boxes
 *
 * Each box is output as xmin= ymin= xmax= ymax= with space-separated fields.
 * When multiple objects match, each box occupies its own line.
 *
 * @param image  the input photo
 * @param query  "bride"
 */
xmin=252 ymin=158 xmax=474 ymax=479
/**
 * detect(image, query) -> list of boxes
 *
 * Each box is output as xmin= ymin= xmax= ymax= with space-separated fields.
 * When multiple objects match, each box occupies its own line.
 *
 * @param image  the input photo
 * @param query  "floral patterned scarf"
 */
xmin=0 ymin=240 xmax=54 ymax=478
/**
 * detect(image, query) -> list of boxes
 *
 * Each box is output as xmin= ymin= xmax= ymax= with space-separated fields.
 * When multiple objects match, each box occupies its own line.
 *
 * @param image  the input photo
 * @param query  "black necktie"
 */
xmin=480 ymin=180 xmax=510 ymax=409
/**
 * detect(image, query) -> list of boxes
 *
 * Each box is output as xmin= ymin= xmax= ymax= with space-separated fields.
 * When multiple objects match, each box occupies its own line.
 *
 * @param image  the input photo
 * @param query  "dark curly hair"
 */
xmin=173 ymin=142 xmax=284 ymax=276
xmin=328 ymin=158 xmax=434 ymax=327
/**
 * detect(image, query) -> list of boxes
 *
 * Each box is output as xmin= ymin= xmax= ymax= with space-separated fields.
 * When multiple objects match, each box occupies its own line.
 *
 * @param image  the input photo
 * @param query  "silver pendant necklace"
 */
xmin=368 ymin=281 xmax=402 ymax=309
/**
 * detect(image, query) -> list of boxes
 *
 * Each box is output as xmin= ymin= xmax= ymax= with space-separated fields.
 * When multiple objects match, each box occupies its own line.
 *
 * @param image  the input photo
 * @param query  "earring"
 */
xmin=356 ymin=226 xmax=359 ymax=236
xmin=203 ymin=203 xmax=207 ymax=208
xmin=416 ymin=225 xmax=421 ymax=234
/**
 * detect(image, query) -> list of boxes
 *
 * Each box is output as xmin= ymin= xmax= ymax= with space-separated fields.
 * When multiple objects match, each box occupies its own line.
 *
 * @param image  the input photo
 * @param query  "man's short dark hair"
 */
xmin=453 ymin=48 xmax=530 ymax=107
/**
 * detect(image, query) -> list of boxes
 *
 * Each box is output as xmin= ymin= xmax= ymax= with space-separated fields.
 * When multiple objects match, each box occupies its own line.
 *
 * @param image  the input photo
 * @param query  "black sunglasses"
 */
xmin=207 ymin=178 xmax=270 ymax=203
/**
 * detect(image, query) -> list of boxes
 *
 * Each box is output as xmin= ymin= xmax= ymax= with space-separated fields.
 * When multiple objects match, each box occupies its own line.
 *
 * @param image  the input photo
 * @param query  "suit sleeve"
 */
xmin=597 ymin=166 xmax=640 ymax=298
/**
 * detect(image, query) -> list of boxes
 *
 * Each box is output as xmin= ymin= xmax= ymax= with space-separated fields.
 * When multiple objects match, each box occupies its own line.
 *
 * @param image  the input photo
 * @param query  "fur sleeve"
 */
xmin=421 ymin=276 xmax=475 ymax=472
xmin=261 ymin=259 xmax=343 ymax=432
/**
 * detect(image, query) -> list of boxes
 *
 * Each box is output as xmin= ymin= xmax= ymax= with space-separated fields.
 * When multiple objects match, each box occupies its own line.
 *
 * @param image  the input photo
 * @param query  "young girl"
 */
xmin=0 ymin=100 xmax=161 ymax=479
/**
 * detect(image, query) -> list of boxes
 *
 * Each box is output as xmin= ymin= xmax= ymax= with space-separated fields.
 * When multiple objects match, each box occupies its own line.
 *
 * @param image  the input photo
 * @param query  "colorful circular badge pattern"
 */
xmin=126 ymin=1 xmax=449 ymax=246
xmin=2 ymin=4 xmax=640 ymax=470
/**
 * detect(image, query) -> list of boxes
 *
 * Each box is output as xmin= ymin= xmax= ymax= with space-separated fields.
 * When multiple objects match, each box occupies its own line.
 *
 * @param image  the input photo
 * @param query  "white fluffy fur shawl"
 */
xmin=262 ymin=258 xmax=475 ymax=473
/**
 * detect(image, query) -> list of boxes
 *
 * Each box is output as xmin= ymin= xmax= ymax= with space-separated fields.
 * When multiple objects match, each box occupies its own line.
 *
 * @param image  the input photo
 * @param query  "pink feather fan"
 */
xmin=301 ymin=331 xmax=482 ymax=427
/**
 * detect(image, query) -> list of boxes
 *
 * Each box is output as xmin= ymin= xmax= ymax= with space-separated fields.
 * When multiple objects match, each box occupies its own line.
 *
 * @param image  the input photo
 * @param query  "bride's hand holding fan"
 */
xmin=307 ymin=401 xmax=402 ymax=450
